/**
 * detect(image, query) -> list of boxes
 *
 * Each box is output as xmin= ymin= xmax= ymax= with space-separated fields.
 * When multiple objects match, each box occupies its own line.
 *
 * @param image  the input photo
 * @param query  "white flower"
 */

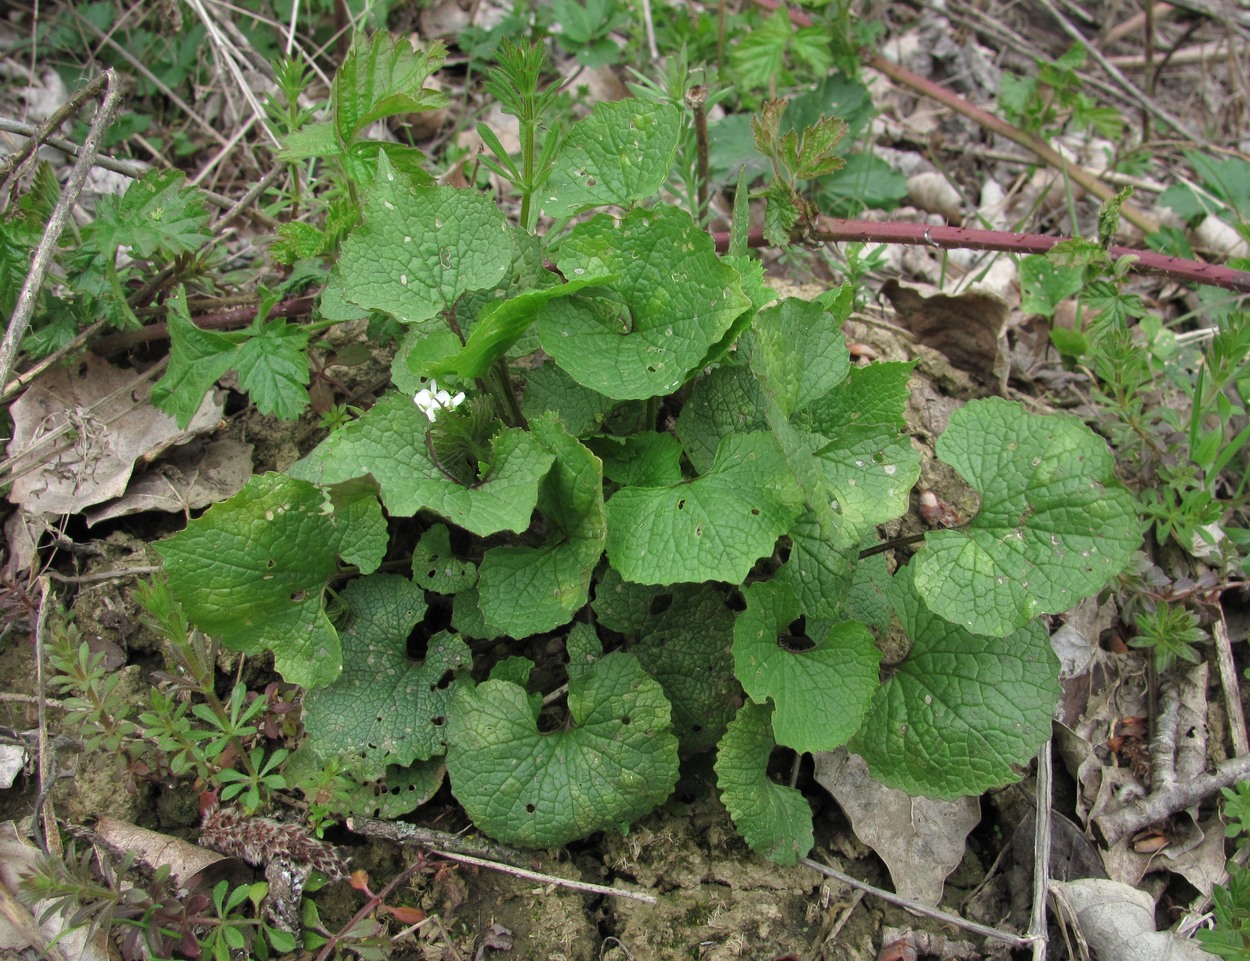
xmin=414 ymin=380 xmax=466 ymax=422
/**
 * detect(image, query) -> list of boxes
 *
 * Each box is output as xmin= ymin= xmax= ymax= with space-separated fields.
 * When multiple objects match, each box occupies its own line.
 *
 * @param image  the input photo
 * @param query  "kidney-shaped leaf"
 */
xmin=850 ymin=564 xmax=1060 ymax=799
xmin=154 ymin=475 xmax=386 ymax=689
xmin=605 ymin=432 xmax=803 ymax=585
xmin=543 ymin=100 xmax=681 ymax=218
xmin=913 ymin=397 xmax=1139 ymax=636
xmin=733 ymin=580 xmax=878 ymax=754
xmin=715 ymin=701 xmax=813 ymax=865
xmin=477 ymin=417 xmax=606 ymax=637
xmin=538 ymin=206 xmax=750 ymax=400
xmin=302 ymin=574 xmax=471 ymax=778
xmin=445 ymin=650 xmax=679 ymax=848
xmin=330 ymin=153 xmax=511 ymax=325
xmin=290 ymin=391 xmax=554 ymax=536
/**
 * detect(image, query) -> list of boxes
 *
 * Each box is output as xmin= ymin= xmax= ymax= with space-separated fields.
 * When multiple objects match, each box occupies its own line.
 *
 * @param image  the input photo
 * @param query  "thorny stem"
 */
xmin=712 ymin=219 xmax=1250 ymax=295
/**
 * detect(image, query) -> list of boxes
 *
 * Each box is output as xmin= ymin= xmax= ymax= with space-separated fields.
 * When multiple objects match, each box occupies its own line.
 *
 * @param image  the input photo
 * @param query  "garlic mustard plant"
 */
xmin=414 ymin=380 xmax=466 ymax=422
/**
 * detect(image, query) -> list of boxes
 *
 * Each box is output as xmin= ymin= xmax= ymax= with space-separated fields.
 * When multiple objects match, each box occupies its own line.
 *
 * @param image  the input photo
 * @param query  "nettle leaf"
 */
xmin=291 ymin=391 xmax=555 ymax=536
xmin=593 ymin=569 xmax=739 ymax=753
xmin=330 ymin=153 xmax=511 ymax=325
xmin=538 ymin=206 xmax=751 ymax=400
xmin=86 ymin=168 xmax=210 ymax=260
xmin=543 ymin=100 xmax=681 ymax=218
xmin=476 ymin=417 xmax=606 ymax=637
xmin=605 ymin=432 xmax=803 ymax=586
xmin=586 ymin=432 xmax=684 ymax=488
xmin=152 ymin=287 xmax=242 ymax=428
xmin=675 ymin=365 xmax=769 ymax=475
xmin=751 ymin=296 xmax=850 ymax=418
xmin=411 ymin=524 xmax=477 ymax=594
xmin=277 ymin=121 xmax=339 ymax=163
xmin=850 ymin=565 xmax=1060 ymax=798
xmin=913 ymin=397 xmax=1139 ymax=636
xmin=302 ymin=574 xmax=472 ymax=778
xmin=333 ymin=32 xmax=448 ymax=144
xmin=732 ymin=9 xmax=794 ymax=93
xmin=733 ymin=580 xmax=878 ymax=753
xmin=446 ymin=647 xmax=679 ymax=848
xmin=429 ymin=276 xmax=613 ymax=380
xmin=234 ymin=318 xmax=310 ymax=420
xmin=800 ymin=361 xmax=920 ymax=544
xmin=343 ymin=141 xmax=435 ymax=188
xmin=714 ymin=701 xmax=813 ymax=865
xmin=154 ymin=475 xmax=386 ymax=689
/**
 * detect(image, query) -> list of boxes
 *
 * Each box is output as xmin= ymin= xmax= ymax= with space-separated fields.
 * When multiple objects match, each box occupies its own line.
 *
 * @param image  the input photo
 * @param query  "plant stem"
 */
xmin=491 ymin=359 xmax=527 ymax=428
xmin=711 ymin=219 xmax=1250 ymax=295
xmin=686 ymin=84 xmax=710 ymax=223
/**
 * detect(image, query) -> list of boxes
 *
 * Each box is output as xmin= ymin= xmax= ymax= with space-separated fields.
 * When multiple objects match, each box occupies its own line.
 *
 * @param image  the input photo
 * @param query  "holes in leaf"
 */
xmin=265 ymin=558 xmax=276 ymax=569
xmin=676 ymin=498 xmax=686 ymax=510
xmin=526 ymin=804 xmax=536 ymax=814
xmin=778 ymin=616 xmax=816 ymax=652
xmin=620 ymin=715 xmax=631 ymax=725
xmin=649 ymin=594 xmax=673 ymax=616
xmin=750 ymin=508 xmax=760 ymax=516
xmin=289 ymin=590 xmax=307 ymax=602
xmin=431 ymin=716 xmax=445 ymax=727
xmin=646 ymin=365 xmax=657 ymax=373
xmin=406 ymin=630 xmax=430 ymax=660
xmin=434 ymin=670 xmax=456 ymax=690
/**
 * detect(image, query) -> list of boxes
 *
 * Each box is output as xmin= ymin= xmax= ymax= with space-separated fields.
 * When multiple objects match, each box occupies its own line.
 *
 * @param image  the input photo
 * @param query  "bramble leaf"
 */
xmin=715 ymin=701 xmax=813 ymax=865
xmin=154 ymin=474 xmax=386 ymax=689
xmin=152 ymin=287 xmax=243 ymax=428
xmin=329 ymin=152 xmax=511 ymax=325
xmin=446 ymin=646 xmax=679 ymax=848
xmin=605 ymin=432 xmax=803 ymax=585
xmin=733 ymin=580 xmax=878 ymax=753
xmin=850 ymin=565 xmax=1060 ymax=798
xmin=543 ymin=100 xmax=681 ymax=218
xmin=476 ymin=417 xmax=606 ymax=637
xmin=290 ymin=391 xmax=555 ymax=536
xmin=538 ymin=206 xmax=751 ymax=400
xmin=302 ymin=574 xmax=471 ymax=778
xmin=913 ymin=397 xmax=1139 ymax=636
xmin=234 ymin=318 xmax=311 ymax=420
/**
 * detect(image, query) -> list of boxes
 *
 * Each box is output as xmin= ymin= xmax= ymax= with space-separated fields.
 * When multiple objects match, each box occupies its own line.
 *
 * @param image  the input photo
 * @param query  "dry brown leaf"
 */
xmin=85 ymin=438 xmax=253 ymax=526
xmin=6 ymin=353 xmax=223 ymax=516
xmin=813 ymin=749 xmax=979 ymax=907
